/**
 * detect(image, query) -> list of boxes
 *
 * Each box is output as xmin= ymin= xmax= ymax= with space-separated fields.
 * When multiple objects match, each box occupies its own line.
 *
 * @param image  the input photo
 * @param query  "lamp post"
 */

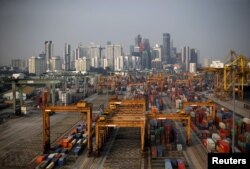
xmin=232 ymin=64 xmax=237 ymax=153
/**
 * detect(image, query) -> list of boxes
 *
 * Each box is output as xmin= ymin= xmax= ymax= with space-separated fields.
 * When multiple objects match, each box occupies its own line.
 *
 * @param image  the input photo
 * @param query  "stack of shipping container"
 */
xmin=35 ymin=123 xmax=88 ymax=169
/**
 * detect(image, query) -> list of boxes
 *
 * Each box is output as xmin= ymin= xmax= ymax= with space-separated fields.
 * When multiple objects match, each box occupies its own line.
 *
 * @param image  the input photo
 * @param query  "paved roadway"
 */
xmin=205 ymin=94 xmax=250 ymax=118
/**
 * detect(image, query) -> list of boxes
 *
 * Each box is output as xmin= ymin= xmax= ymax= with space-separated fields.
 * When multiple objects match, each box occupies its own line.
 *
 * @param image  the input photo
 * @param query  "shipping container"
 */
xmin=151 ymin=146 xmax=157 ymax=158
xmin=45 ymin=162 xmax=55 ymax=169
xmin=212 ymin=133 xmax=221 ymax=143
xmin=216 ymin=140 xmax=230 ymax=153
xmin=177 ymin=159 xmax=186 ymax=169
xmin=164 ymin=159 xmax=173 ymax=169
xmin=157 ymin=146 xmax=164 ymax=157
xmin=205 ymin=138 xmax=215 ymax=152
xmin=58 ymin=157 xmax=66 ymax=167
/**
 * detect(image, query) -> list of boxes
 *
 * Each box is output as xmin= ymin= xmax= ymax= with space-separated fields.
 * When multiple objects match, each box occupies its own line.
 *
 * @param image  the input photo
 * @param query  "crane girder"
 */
xmin=42 ymin=101 xmax=93 ymax=156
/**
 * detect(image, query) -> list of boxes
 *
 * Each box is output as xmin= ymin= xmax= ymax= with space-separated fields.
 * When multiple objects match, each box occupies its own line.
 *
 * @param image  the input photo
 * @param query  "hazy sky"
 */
xmin=0 ymin=0 xmax=249 ymax=66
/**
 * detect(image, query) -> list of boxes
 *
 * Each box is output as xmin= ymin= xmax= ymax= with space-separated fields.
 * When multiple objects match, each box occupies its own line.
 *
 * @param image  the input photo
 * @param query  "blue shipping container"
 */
xmin=165 ymin=159 xmax=173 ymax=169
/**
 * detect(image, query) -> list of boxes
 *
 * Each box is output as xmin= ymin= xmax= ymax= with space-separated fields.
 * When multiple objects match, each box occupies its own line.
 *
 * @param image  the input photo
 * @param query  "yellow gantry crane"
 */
xmin=203 ymin=50 xmax=250 ymax=100
xmin=223 ymin=51 xmax=250 ymax=100
xmin=42 ymin=101 xmax=93 ymax=156
xmin=182 ymin=101 xmax=216 ymax=120
xmin=95 ymin=97 xmax=191 ymax=156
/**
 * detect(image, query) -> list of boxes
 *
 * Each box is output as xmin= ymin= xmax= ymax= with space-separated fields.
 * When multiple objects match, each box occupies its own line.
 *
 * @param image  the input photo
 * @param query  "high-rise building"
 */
xmin=176 ymin=52 xmax=182 ymax=64
xmin=39 ymin=53 xmax=46 ymax=59
xmin=152 ymin=58 xmax=162 ymax=70
xmin=190 ymin=48 xmax=198 ymax=64
xmin=152 ymin=44 xmax=162 ymax=61
xmin=75 ymin=57 xmax=90 ymax=72
xmin=189 ymin=63 xmax=197 ymax=73
xmin=45 ymin=41 xmax=53 ymax=71
xmin=103 ymin=58 xmax=109 ymax=69
xmin=74 ymin=45 xmax=90 ymax=68
xmin=129 ymin=45 xmax=134 ymax=55
xmin=204 ymin=58 xmax=212 ymax=67
xmin=11 ymin=59 xmax=26 ymax=70
xmin=171 ymin=47 xmax=177 ymax=64
xmin=28 ymin=56 xmax=46 ymax=75
xmin=163 ymin=33 xmax=171 ymax=63
xmin=131 ymin=56 xmax=142 ymax=70
xmin=64 ymin=43 xmax=71 ymax=71
xmin=123 ymin=56 xmax=130 ymax=71
xmin=89 ymin=46 xmax=101 ymax=68
xmin=105 ymin=44 xmax=122 ymax=70
xmin=142 ymin=51 xmax=150 ymax=69
xmin=114 ymin=55 xmax=124 ymax=71
xmin=50 ymin=56 xmax=61 ymax=72
xmin=135 ymin=34 xmax=142 ymax=47
xmin=181 ymin=46 xmax=190 ymax=72
xmin=142 ymin=39 xmax=151 ymax=69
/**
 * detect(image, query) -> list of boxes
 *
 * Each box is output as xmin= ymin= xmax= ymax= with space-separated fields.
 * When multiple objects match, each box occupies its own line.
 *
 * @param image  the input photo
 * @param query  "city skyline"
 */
xmin=0 ymin=0 xmax=250 ymax=66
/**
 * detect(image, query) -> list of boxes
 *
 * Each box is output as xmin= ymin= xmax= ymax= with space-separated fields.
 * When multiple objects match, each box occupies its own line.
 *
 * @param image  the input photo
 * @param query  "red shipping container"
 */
xmin=178 ymin=160 xmax=186 ymax=169
xmin=246 ymin=124 xmax=250 ymax=132
xmin=164 ymin=125 xmax=171 ymax=132
xmin=238 ymin=134 xmax=246 ymax=142
xmin=201 ymin=130 xmax=210 ymax=139
xmin=217 ymin=140 xmax=230 ymax=153
xmin=151 ymin=146 xmax=157 ymax=157
xmin=219 ymin=129 xmax=229 ymax=137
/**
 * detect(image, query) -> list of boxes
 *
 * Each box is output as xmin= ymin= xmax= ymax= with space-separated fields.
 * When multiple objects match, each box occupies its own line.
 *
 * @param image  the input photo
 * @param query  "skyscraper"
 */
xmin=89 ymin=45 xmax=101 ymax=68
xmin=181 ymin=46 xmax=190 ymax=72
xmin=75 ymin=57 xmax=90 ymax=72
xmin=28 ymin=56 xmax=46 ymax=75
xmin=171 ymin=47 xmax=177 ymax=64
xmin=190 ymin=48 xmax=198 ymax=64
xmin=11 ymin=59 xmax=26 ymax=70
xmin=163 ymin=33 xmax=171 ymax=64
xmin=50 ymin=56 xmax=61 ymax=72
xmin=64 ymin=43 xmax=71 ymax=71
xmin=105 ymin=44 xmax=122 ymax=70
xmin=135 ymin=34 xmax=142 ymax=47
xmin=129 ymin=45 xmax=134 ymax=55
xmin=152 ymin=44 xmax=162 ymax=61
xmin=204 ymin=58 xmax=212 ymax=67
xmin=45 ymin=41 xmax=54 ymax=71
xmin=114 ymin=56 xmax=124 ymax=71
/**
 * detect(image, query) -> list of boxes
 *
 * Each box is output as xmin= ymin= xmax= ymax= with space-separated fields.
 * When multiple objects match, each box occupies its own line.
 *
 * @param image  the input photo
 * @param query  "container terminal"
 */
xmin=0 ymin=53 xmax=250 ymax=169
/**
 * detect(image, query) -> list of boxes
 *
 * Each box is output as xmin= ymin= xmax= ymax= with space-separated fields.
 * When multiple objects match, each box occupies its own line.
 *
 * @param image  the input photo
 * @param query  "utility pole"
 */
xmin=232 ymin=64 xmax=237 ymax=153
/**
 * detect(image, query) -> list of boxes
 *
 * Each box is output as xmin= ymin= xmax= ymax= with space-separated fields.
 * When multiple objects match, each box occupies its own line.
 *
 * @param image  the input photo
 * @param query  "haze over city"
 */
xmin=0 ymin=0 xmax=249 ymax=66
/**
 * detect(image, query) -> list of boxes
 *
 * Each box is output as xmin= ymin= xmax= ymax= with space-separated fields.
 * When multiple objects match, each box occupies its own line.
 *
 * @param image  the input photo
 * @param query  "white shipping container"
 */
xmin=71 ymin=139 xmax=76 ymax=145
xmin=21 ymin=106 xmax=28 ymax=115
xmin=206 ymin=138 xmax=215 ymax=152
xmin=212 ymin=133 xmax=221 ymax=143
xmin=242 ymin=117 xmax=250 ymax=124
xmin=46 ymin=162 xmax=55 ymax=169
xmin=82 ymin=133 xmax=88 ymax=138
xmin=219 ymin=122 xmax=226 ymax=129
xmin=177 ymin=144 xmax=183 ymax=151
xmin=190 ymin=111 xmax=195 ymax=117
xmin=175 ymin=99 xmax=182 ymax=109
xmin=48 ymin=153 xmax=56 ymax=159
xmin=83 ymin=139 xmax=87 ymax=145
xmin=77 ymin=139 xmax=82 ymax=144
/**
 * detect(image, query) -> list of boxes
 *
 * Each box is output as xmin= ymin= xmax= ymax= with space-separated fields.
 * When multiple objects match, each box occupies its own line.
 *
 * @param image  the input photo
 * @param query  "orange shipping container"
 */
xmin=217 ymin=140 xmax=230 ymax=153
xmin=35 ymin=155 xmax=45 ymax=164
